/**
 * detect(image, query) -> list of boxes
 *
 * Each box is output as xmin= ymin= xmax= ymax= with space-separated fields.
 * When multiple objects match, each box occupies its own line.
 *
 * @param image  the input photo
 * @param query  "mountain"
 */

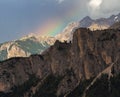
xmin=55 ymin=13 xmax=120 ymax=42
xmin=79 ymin=16 xmax=93 ymax=28
xmin=0 ymin=28 xmax=120 ymax=97
xmin=80 ymin=13 xmax=120 ymax=30
xmin=0 ymin=35 xmax=55 ymax=61
xmin=0 ymin=22 xmax=79 ymax=61
xmin=55 ymin=22 xmax=80 ymax=42
xmin=109 ymin=21 xmax=120 ymax=29
xmin=0 ymin=13 xmax=120 ymax=61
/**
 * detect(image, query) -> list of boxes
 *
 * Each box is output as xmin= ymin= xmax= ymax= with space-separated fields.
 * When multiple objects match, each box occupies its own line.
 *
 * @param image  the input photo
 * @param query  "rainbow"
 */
xmin=36 ymin=19 xmax=65 ymax=36
xmin=36 ymin=3 xmax=81 ymax=36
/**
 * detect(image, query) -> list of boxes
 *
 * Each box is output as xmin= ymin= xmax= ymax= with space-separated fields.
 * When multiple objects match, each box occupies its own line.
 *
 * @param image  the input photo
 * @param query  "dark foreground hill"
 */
xmin=0 ymin=28 xmax=120 ymax=97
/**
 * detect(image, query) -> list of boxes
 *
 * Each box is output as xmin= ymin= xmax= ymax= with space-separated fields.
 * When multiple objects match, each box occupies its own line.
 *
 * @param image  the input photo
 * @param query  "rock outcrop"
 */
xmin=0 ymin=28 xmax=120 ymax=97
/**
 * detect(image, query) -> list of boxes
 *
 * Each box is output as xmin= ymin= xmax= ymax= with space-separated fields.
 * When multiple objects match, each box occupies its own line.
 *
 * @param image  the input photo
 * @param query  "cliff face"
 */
xmin=0 ymin=28 xmax=120 ymax=97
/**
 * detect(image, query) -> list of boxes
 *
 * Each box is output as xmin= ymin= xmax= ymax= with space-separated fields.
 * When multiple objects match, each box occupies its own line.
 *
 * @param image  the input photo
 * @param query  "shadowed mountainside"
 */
xmin=109 ymin=21 xmax=120 ymax=29
xmin=0 ymin=28 xmax=120 ymax=97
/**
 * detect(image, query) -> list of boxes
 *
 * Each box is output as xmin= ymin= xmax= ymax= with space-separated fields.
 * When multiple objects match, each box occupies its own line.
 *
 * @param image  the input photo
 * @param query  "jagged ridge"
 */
xmin=0 ymin=28 xmax=120 ymax=97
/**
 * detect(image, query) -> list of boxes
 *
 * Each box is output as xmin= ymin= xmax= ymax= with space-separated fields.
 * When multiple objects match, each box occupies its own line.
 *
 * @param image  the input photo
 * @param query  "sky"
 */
xmin=0 ymin=0 xmax=120 ymax=43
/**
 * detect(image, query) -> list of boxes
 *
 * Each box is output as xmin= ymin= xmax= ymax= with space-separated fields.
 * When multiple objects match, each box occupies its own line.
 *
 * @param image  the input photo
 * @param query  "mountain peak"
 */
xmin=83 ymin=16 xmax=92 ymax=21
xmin=80 ymin=13 xmax=120 ymax=30
xmin=80 ymin=16 xmax=93 ymax=28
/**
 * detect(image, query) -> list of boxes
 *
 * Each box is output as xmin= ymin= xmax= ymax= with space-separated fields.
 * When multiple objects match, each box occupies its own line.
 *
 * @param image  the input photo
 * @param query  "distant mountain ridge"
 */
xmin=0 ymin=35 xmax=55 ymax=61
xmin=0 ymin=22 xmax=79 ymax=61
xmin=0 ymin=13 xmax=120 ymax=61
xmin=80 ymin=13 xmax=120 ymax=30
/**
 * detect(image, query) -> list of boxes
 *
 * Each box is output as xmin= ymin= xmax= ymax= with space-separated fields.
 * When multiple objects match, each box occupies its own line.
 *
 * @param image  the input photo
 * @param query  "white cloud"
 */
xmin=88 ymin=0 xmax=103 ymax=18
xmin=87 ymin=0 xmax=120 ymax=18
xmin=89 ymin=0 xmax=102 ymax=9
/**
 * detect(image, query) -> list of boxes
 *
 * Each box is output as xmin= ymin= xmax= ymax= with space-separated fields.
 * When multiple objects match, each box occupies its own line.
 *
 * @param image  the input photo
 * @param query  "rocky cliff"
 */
xmin=0 ymin=28 xmax=120 ymax=97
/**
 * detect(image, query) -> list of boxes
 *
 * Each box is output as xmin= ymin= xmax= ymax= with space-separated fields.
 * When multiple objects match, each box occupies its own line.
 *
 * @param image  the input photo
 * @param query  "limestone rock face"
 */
xmin=0 ymin=28 xmax=120 ymax=97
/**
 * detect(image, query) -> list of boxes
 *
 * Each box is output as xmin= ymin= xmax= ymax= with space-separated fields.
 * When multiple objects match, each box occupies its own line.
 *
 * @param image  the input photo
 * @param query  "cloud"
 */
xmin=88 ymin=0 xmax=103 ymax=18
xmin=56 ymin=0 xmax=65 ymax=4
xmin=100 ymin=0 xmax=120 ymax=13
xmin=88 ymin=0 xmax=102 ymax=10
xmin=87 ymin=0 xmax=120 ymax=18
